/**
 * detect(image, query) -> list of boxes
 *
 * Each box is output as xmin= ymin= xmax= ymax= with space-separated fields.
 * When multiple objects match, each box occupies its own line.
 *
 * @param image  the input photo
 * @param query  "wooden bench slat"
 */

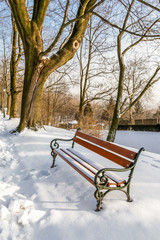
xmin=75 ymin=131 xmax=137 ymax=160
xmin=73 ymin=137 xmax=132 ymax=168
xmin=54 ymin=149 xmax=95 ymax=185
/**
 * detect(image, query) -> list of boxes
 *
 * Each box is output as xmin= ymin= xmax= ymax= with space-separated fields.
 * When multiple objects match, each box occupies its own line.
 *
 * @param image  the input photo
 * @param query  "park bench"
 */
xmin=50 ymin=129 xmax=144 ymax=211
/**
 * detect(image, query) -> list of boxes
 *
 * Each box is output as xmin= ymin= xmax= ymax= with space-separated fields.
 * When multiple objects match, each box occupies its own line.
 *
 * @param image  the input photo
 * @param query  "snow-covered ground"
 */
xmin=0 ymin=114 xmax=160 ymax=240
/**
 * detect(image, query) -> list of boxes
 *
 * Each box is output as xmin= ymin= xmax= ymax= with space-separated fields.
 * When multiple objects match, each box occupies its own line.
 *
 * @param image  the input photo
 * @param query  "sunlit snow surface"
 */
xmin=0 ymin=114 xmax=160 ymax=240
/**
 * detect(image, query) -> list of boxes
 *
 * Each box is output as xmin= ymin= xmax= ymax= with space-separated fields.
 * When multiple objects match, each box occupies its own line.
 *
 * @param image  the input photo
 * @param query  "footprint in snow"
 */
xmin=153 ymin=159 xmax=160 ymax=163
xmin=22 ymin=169 xmax=51 ymax=181
xmin=37 ymin=170 xmax=51 ymax=179
xmin=141 ymin=160 xmax=149 ymax=164
xmin=151 ymin=164 xmax=160 ymax=169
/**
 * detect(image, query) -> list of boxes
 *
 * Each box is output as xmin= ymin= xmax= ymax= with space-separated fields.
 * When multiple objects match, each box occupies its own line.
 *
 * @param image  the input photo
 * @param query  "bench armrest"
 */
xmin=94 ymin=166 xmax=134 ymax=188
xmin=94 ymin=147 xmax=145 ymax=188
xmin=50 ymin=137 xmax=74 ymax=150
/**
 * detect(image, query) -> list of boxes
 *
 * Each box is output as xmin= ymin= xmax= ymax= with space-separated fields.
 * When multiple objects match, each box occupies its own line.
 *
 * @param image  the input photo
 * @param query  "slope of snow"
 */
xmin=0 ymin=115 xmax=160 ymax=240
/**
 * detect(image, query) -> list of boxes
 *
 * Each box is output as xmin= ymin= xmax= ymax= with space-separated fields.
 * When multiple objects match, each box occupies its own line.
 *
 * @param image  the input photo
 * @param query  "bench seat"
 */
xmin=54 ymin=148 xmax=126 ymax=187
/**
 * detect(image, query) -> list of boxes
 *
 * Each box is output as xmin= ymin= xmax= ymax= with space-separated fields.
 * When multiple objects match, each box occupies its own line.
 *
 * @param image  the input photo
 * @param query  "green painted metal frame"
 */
xmin=50 ymin=137 xmax=74 ymax=168
xmin=50 ymin=129 xmax=145 ymax=211
xmin=94 ymin=147 xmax=145 ymax=211
xmin=50 ymin=128 xmax=81 ymax=168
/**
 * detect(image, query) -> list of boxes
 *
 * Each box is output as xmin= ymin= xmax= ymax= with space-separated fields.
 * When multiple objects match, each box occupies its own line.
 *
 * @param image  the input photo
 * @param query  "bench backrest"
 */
xmin=73 ymin=131 xmax=137 ymax=168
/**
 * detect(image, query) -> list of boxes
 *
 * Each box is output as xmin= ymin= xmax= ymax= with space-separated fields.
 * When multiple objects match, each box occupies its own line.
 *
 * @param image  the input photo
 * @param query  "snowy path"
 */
xmin=0 ymin=118 xmax=46 ymax=240
xmin=0 ymin=119 xmax=18 ymax=173
xmin=0 ymin=116 xmax=160 ymax=240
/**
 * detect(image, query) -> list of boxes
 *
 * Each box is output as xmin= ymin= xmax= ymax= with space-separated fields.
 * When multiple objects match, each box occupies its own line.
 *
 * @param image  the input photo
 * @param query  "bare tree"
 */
xmin=6 ymin=0 xmax=104 ymax=132
xmin=41 ymin=85 xmax=77 ymax=127
xmin=94 ymin=0 xmax=160 ymax=141
xmin=107 ymin=2 xmax=160 ymax=141
xmin=75 ymin=17 xmax=114 ymax=126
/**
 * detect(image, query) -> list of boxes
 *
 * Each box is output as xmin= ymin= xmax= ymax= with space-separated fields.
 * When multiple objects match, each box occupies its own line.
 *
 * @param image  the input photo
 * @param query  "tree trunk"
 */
xmin=17 ymin=57 xmax=45 ymax=131
xmin=107 ymin=104 xmax=120 ymax=142
xmin=78 ymin=102 xmax=84 ymax=127
xmin=10 ymin=16 xmax=21 ymax=119
xmin=1 ymin=83 xmax=4 ymax=114
xmin=107 ymin=34 xmax=125 ymax=142
xmin=7 ymin=94 xmax=11 ymax=116
xmin=47 ymin=89 xmax=50 ymax=125
xmin=10 ymin=90 xmax=18 ymax=118
xmin=10 ymin=63 xmax=19 ymax=118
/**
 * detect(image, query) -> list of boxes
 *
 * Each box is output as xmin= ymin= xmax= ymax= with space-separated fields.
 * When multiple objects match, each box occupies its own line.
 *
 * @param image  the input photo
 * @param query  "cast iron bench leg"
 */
xmin=94 ymin=189 xmax=104 ymax=211
xmin=126 ymin=184 xmax=133 ymax=202
xmin=51 ymin=152 xmax=57 ymax=168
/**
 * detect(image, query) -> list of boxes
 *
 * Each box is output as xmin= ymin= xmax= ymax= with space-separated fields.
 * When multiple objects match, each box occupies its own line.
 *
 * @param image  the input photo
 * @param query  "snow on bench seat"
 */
xmin=66 ymin=148 xmax=126 ymax=186
xmin=54 ymin=149 xmax=95 ymax=185
xmin=54 ymin=148 xmax=126 ymax=187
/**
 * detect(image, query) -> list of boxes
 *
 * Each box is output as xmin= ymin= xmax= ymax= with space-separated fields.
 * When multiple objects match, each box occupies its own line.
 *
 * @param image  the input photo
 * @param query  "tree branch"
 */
xmin=121 ymin=66 xmax=160 ymax=117
xmin=122 ymin=0 xmax=135 ymax=31
xmin=64 ymin=0 xmax=105 ymax=28
xmin=8 ymin=0 xmax=31 ymax=42
xmin=15 ymin=34 xmax=23 ymax=66
xmin=32 ymin=0 xmax=50 ymax=31
xmin=93 ymin=12 xmax=160 ymax=38
xmin=137 ymin=0 xmax=160 ymax=12
xmin=122 ymin=18 xmax=160 ymax=55
xmin=41 ymin=0 xmax=104 ymax=57
xmin=40 ymin=0 xmax=70 ymax=57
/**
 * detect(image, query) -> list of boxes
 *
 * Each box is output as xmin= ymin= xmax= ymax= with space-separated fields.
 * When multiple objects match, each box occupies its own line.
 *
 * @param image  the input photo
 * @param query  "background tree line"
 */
xmin=0 ymin=0 xmax=160 ymax=141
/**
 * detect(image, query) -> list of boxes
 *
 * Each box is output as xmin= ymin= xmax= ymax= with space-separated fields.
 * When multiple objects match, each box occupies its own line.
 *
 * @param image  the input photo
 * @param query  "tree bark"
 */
xmin=7 ymin=94 xmax=11 ymax=116
xmin=17 ymin=54 xmax=44 ymax=131
xmin=10 ymin=16 xmax=22 ymax=118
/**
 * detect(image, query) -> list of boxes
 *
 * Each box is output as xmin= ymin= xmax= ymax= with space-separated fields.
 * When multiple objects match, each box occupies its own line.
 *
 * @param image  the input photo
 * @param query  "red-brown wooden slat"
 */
xmin=75 ymin=131 xmax=136 ymax=160
xmin=73 ymin=137 xmax=132 ymax=168
xmin=54 ymin=149 xmax=95 ymax=185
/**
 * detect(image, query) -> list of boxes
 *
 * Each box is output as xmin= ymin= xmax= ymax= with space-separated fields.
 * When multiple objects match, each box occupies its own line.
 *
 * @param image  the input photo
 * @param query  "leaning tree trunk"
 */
xmin=107 ymin=34 xmax=125 ymax=142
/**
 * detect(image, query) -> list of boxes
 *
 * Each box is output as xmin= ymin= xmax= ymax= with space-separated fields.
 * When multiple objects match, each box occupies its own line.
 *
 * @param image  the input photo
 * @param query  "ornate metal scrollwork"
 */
xmin=50 ymin=137 xmax=74 ymax=168
xmin=51 ymin=139 xmax=59 ymax=150
xmin=94 ymin=169 xmax=109 ymax=188
xmin=94 ymin=189 xmax=104 ymax=211
xmin=94 ymin=167 xmax=135 ymax=211
xmin=94 ymin=170 xmax=110 ymax=211
xmin=50 ymin=139 xmax=59 ymax=168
